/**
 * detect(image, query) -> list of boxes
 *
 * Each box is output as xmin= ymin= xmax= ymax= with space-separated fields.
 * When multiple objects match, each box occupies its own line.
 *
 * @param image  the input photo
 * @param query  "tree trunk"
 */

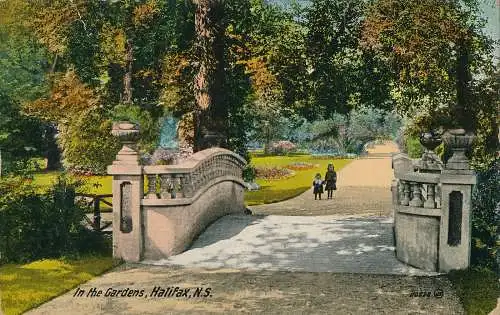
xmin=45 ymin=124 xmax=61 ymax=171
xmin=123 ymin=39 xmax=133 ymax=104
xmin=50 ymin=54 xmax=59 ymax=74
xmin=193 ymin=0 xmax=227 ymax=151
xmin=455 ymin=36 xmax=472 ymax=131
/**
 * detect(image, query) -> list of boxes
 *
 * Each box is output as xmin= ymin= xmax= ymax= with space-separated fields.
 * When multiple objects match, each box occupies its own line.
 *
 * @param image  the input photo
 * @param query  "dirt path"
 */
xmin=250 ymin=141 xmax=399 ymax=216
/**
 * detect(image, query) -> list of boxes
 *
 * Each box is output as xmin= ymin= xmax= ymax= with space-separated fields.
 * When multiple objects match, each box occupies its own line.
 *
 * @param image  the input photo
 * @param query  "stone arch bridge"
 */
xmin=108 ymin=134 xmax=475 ymax=274
xmin=108 ymin=145 xmax=247 ymax=262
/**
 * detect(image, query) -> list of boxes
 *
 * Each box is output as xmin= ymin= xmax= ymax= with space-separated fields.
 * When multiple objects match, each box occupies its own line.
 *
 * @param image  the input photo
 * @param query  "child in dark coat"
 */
xmin=312 ymin=173 xmax=324 ymax=200
xmin=324 ymin=163 xmax=337 ymax=199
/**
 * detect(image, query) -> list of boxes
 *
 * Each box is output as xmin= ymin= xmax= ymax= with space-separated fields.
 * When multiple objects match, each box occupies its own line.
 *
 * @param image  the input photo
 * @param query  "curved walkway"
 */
xmin=251 ymin=141 xmax=399 ymax=216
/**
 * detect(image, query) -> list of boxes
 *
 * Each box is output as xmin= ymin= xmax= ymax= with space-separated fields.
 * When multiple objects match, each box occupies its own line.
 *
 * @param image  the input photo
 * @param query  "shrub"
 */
xmin=243 ymin=165 xmax=257 ymax=182
xmin=0 ymin=174 xmax=109 ymax=263
xmin=269 ymin=141 xmax=297 ymax=155
xmin=405 ymin=136 xmax=423 ymax=158
xmin=58 ymin=110 xmax=121 ymax=175
xmin=471 ymin=159 xmax=499 ymax=271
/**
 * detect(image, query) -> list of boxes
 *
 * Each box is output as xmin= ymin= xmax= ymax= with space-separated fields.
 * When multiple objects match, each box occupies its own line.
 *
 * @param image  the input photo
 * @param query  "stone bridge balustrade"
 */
xmin=142 ymin=148 xmax=246 ymax=202
xmin=108 ymin=136 xmax=247 ymax=262
xmin=392 ymin=135 xmax=476 ymax=273
xmin=396 ymin=173 xmax=441 ymax=213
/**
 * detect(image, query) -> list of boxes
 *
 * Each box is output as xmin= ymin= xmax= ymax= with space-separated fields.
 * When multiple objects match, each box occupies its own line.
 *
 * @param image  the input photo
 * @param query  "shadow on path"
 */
xmin=144 ymin=215 xmax=438 ymax=276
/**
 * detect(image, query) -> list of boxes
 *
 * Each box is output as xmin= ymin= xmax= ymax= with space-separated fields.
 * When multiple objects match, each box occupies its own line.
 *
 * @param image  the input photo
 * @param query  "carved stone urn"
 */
xmin=416 ymin=131 xmax=444 ymax=173
xmin=442 ymin=128 xmax=475 ymax=171
xmin=111 ymin=121 xmax=140 ymax=165
xmin=112 ymin=121 xmax=140 ymax=146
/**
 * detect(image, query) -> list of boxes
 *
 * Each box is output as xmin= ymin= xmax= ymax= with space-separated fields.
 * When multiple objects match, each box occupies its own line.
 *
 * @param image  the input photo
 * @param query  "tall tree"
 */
xmin=192 ymin=0 xmax=228 ymax=151
xmin=304 ymin=0 xmax=366 ymax=118
xmin=361 ymin=0 xmax=494 ymax=132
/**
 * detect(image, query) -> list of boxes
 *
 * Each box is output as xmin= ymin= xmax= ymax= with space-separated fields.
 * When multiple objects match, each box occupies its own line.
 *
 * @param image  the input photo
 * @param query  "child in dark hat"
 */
xmin=312 ymin=173 xmax=324 ymax=200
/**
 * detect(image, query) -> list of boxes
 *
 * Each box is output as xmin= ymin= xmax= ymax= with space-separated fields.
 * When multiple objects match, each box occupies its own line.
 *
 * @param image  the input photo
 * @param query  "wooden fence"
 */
xmin=76 ymin=193 xmax=112 ymax=232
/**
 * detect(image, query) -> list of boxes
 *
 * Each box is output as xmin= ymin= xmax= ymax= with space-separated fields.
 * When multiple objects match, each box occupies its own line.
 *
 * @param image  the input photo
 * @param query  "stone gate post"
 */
xmin=108 ymin=122 xmax=144 ymax=262
xmin=439 ymin=130 xmax=476 ymax=272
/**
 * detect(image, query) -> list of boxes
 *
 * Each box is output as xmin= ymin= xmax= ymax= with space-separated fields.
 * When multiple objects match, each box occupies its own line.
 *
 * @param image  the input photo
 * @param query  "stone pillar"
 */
xmin=439 ymin=129 xmax=476 ymax=272
xmin=107 ymin=122 xmax=144 ymax=262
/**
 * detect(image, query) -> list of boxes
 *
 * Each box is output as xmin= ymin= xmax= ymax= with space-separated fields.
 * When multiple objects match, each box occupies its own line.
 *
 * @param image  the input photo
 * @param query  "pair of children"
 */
xmin=312 ymin=163 xmax=337 ymax=200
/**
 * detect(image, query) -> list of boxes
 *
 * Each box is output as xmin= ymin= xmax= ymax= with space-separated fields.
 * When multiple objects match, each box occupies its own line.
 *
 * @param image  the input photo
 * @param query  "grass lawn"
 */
xmin=448 ymin=268 xmax=499 ymax=315
xmin=245 ymin=154 xmax=352 ymax=205
xmin=33 ymin=172 xmax=112 ymax=195
xmin=0 ymin=256 xmax=120 ymax=315
xmin=32 ymin=154 xmax=353 ymax=207
xmin=33 ymin=172 xmax=113 ymax=212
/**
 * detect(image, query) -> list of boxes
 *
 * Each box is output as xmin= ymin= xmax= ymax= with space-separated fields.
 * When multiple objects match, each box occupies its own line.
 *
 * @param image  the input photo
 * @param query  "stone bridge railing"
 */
xmin=391 ymin=130 xmax=476 ymax=272
xmin=108 ymin=133 xmax=247 ymax=262
xmin=142 ymin=148 xmax=246 ymax=202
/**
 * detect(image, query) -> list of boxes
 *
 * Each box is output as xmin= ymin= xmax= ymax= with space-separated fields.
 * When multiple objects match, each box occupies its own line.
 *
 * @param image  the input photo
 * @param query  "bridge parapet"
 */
xmin=143 ymin=148 xmax=246 ymax=202
xmin=108 ymin=130 xmax=247 ymax=262
xmin=392 ymin=131 xmax=476 ymax=273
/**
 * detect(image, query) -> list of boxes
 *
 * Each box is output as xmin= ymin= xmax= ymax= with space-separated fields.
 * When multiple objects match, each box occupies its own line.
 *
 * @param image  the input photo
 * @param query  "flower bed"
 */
xmin=310 ymin=153 xmax=358 ymax=159
xmin=255 ymin=166 xmax=295 ymax=180
xmin=285 ymin=162 xmax=319 ymax=171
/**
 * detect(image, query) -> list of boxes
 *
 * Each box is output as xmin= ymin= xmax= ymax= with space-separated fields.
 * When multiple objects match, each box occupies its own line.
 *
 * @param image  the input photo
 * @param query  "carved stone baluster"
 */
xmin=409 ymin=182 xmax=424 ymax=207
xmin=435 ymin=184 xmax=441 ymax=208
xmin=170 ymin=174 xmax=177 ymax=199
xmin=176 ymin=174 xmax=184 ymax=198
xmin=397 ymin=180 xmax=404 ymax=204
xmin=400 ymin=180 xmax=410 ymax=206
xmin=181 ymin=174 xmax=193 ymax=198
xmin=192 ymin=171 xmax=199 ymax=192
xmin=424 ymin=183 xmax=436 ymax=208
xmin=160 ymin=174 xmax=171 ymax=199
xmin=146 ymin=174 xmax=157 ymax=199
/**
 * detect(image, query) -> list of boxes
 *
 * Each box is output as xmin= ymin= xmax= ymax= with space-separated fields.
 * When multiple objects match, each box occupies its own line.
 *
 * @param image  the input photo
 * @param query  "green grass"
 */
xmin=448 ymin=268 xmax=499 ymax=315
xmin=245 ymin=154 xmax=352 ymax=205
xmin=32 ymin=172 xmax=113 ymax=212
xmin=0 ymin=256 xmax=120 ymax=315
xmin=33 ymin=172 xmax=112 ymax=195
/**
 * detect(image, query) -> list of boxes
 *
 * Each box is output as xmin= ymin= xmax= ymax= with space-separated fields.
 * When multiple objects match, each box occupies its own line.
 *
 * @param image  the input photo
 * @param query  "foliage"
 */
xmin=471 ymin=159 xmax=500 ymax=271
xmin=111 ymin=104 xmax=161 ymax=153
xmin=469 ymin=66 xmax=499 ymax=170
xmin=405 ymin=136 xmax=423 ymax=159
xmin=269 ymin=141 xmax=297 ymax=155
xmin=304 ymin=0 xmax=368 ymax=117
xmin=362 ymin=0 xmax=497 ymax=162
xmin=58 ymin=110 xmax=121 ymax=175
xmin=448 ymin=268 xmax=499 ymax=315
xmin=0 ymin=256 xmax=118 ymax=315
xmin=0 ymin=93 xmax=45 ymax=175
xmin=0 ymin=174 xmax=109 ymax=264
xmin=242 ymin=165 xmax=257 ymax=182
xmin=292 ymin=107 xmax=401 ymax=155
xmin=347 ymin=105 xmax=400 ymax=143
xmin=25 ymin=69 xmax=99 ymax=122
